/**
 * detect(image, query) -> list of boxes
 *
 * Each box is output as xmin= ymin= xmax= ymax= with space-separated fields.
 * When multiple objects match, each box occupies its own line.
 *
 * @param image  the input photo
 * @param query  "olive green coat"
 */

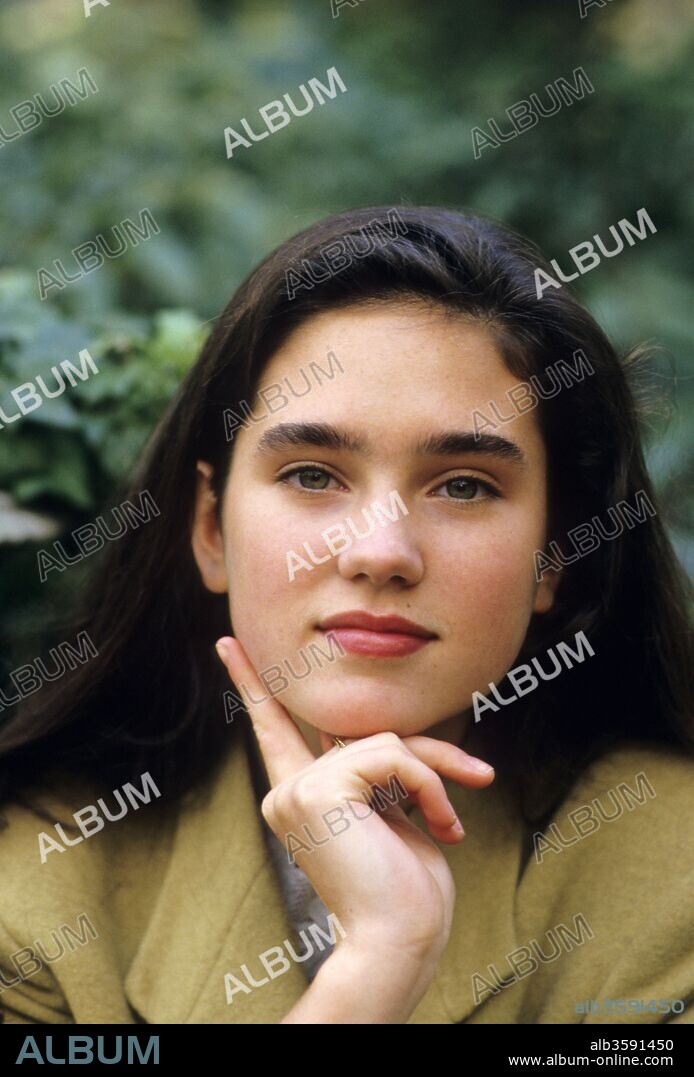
xmin=1 ymin=728 xmax=692 ymax=1024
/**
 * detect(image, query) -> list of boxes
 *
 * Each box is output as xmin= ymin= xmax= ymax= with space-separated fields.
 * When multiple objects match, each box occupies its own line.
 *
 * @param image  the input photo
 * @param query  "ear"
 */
xmin=191 ymin=460 xmax=228 ymax=594
xmin=533 ymin=562 xmax=562 ymax=614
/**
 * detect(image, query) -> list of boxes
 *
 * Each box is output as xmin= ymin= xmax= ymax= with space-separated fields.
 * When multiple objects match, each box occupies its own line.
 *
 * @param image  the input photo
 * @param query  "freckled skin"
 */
xmin=215 ymin=301 xmax=554 ymax=738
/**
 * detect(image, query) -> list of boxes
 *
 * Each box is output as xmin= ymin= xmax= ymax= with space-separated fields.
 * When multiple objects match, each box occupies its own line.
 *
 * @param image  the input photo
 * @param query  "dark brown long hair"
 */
xmin=1 ymin=205 xmax=692 ymax=821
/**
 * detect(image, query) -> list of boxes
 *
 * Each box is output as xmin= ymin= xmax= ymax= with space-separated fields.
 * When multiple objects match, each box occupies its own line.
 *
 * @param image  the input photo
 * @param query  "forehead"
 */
xmin=251 ymin=301 xmax=544 ymax=458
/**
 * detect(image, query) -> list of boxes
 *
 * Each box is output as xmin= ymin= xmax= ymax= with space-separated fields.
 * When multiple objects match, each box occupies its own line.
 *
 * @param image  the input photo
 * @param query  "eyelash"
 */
xmin=276 ymin=465 xmax=501 ymax=502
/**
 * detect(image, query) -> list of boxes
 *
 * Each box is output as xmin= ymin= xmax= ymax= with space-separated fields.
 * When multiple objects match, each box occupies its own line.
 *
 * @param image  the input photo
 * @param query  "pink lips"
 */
xmin=318 ymin=610 xmax=437 ymax=658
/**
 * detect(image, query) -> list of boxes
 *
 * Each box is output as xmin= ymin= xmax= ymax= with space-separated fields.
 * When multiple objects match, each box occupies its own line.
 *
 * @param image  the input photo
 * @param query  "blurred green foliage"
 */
xmin=0 ymin=0 xmax=692 ymax=661
xmin=0 ymin=273 xmax=205 ymax=508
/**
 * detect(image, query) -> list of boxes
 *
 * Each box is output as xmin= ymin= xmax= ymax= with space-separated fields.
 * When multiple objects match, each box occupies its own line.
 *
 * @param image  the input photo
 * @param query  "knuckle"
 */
xmin=260 ymin=790 xmax=276 ymax=823
xmin=423 ymin=770 xmax=445 ymax=796
xmin=268 ymin=782 xmax=296 ymax=821
xmin=291 ymin=772 xmax=327 ymax=813
xmin=372 ymin=730 xmax=401 ymax=749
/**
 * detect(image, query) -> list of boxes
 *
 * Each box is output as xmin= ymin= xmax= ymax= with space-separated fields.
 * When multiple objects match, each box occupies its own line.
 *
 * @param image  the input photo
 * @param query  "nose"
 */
xmin=335 ymin=502 xmax=424 ymax=588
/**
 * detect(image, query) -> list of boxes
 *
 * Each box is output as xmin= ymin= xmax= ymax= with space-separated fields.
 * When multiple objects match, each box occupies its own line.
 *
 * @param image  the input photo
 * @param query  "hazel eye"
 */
xmin=435 ymin=476 xmax=498 ymax=501
xmin=280 ymin=466 xmax=337 ymax=491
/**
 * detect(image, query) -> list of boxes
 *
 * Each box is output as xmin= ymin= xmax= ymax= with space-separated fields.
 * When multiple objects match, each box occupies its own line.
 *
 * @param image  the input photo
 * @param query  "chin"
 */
xmin=304 ymin=714 xmax=424 ymax=738
xmin=287 ymin=686 xmax=451 ymax=739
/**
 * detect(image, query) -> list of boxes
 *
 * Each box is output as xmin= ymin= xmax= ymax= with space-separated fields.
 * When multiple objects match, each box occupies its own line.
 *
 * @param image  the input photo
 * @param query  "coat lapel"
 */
xmin=125 ymin=724 xmax=524 ymax=1024
xmin=124 ymin=730 xmax=312 ymax=1023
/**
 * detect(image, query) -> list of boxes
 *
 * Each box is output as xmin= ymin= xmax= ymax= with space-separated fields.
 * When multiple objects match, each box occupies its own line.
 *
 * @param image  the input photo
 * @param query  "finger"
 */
xmin=310 ymin=731 xmax=490 ymax=840
xmin=346 ymin=745 xmax=464 ymax=837
xmin=400 ymin=735 xmax=495 ymax=786
xmin=378 ymin=800 xmax=464 ymax=846
xmin=215 ymin=636 xmax=315 ymax=785
xmin=331 ymin=731 xmax=495 ymax=787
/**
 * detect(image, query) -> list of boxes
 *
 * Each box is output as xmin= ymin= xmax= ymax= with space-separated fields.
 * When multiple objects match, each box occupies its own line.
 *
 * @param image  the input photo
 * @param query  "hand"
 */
xmin=215 ymin=634 xmax=494 ymax=1022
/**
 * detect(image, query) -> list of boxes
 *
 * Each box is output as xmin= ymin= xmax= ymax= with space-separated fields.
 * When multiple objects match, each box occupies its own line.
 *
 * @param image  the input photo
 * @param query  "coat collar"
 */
xmin=125 ymin=724 xmax=524 ymax=1024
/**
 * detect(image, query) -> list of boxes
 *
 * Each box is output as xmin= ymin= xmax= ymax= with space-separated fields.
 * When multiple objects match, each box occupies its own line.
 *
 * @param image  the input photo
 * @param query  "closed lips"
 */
xmin=318 ymin=611 xmax=437 ymax=637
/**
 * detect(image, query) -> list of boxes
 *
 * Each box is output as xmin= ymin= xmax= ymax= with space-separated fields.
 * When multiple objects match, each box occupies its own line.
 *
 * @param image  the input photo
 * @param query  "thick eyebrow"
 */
xmin=255 ymin=421 xmax=526 ymax=466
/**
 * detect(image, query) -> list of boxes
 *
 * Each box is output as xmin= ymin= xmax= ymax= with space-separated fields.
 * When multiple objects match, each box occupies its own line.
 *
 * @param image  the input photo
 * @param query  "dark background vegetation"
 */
xmin=1 ymin=0 xmax=692 ymax=675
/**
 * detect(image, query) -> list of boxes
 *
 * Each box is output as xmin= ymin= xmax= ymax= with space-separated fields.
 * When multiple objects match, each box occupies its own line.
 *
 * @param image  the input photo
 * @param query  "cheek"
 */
xmin=429 ymin=520 xmax=541 ymax=675
xmin=223 ymin=501 xmax=315 ymax=668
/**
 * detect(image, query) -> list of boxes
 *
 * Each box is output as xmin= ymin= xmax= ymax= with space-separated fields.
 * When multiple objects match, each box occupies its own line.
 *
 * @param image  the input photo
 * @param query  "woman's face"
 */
xmin=193 ymin=300 xmax=559 ymax=738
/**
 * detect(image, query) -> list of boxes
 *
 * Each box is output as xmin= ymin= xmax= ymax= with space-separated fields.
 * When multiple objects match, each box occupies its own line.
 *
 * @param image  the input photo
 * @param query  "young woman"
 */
xmin=0 ymin=206 xmax=692 ymax=1026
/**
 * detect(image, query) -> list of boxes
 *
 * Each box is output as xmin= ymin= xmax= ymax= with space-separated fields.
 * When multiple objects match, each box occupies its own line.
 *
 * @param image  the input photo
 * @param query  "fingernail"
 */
xmin=470 ymin=759 xmax=494 ymax=775
xmin=451 ymin=820 xmax=464 ymax=837
xmin=215 ymin=639 xmax=229 ymax=663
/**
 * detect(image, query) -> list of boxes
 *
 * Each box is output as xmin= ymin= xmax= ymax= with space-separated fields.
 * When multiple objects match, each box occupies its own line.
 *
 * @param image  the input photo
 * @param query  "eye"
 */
xmin=433 ymin=476 xmax=499 ymax=501
xmin=278 ymin=465 xmax=341 ymax=492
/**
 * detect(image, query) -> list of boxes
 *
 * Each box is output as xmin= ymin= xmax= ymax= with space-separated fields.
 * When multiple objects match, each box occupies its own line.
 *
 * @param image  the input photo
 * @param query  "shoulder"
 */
xmin=0 ymin=767 xmax=175 ymax=1023
xmin=0 ymin=765 xmax=177 ymax=910
xmin=0 ymin=771 xmax=99 ymax=1021
xmin=575 ymin=738 xmax=692 ymax=801
xmin=0 ymin=767 xmax=101 ymax=889
xmin=517 ymin=741 xmax=694 ymax=1022
xmin=526 ymin=740 xmax=692 ymax=880
xmin=541 ymin=740 xmax=692 ymax=865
